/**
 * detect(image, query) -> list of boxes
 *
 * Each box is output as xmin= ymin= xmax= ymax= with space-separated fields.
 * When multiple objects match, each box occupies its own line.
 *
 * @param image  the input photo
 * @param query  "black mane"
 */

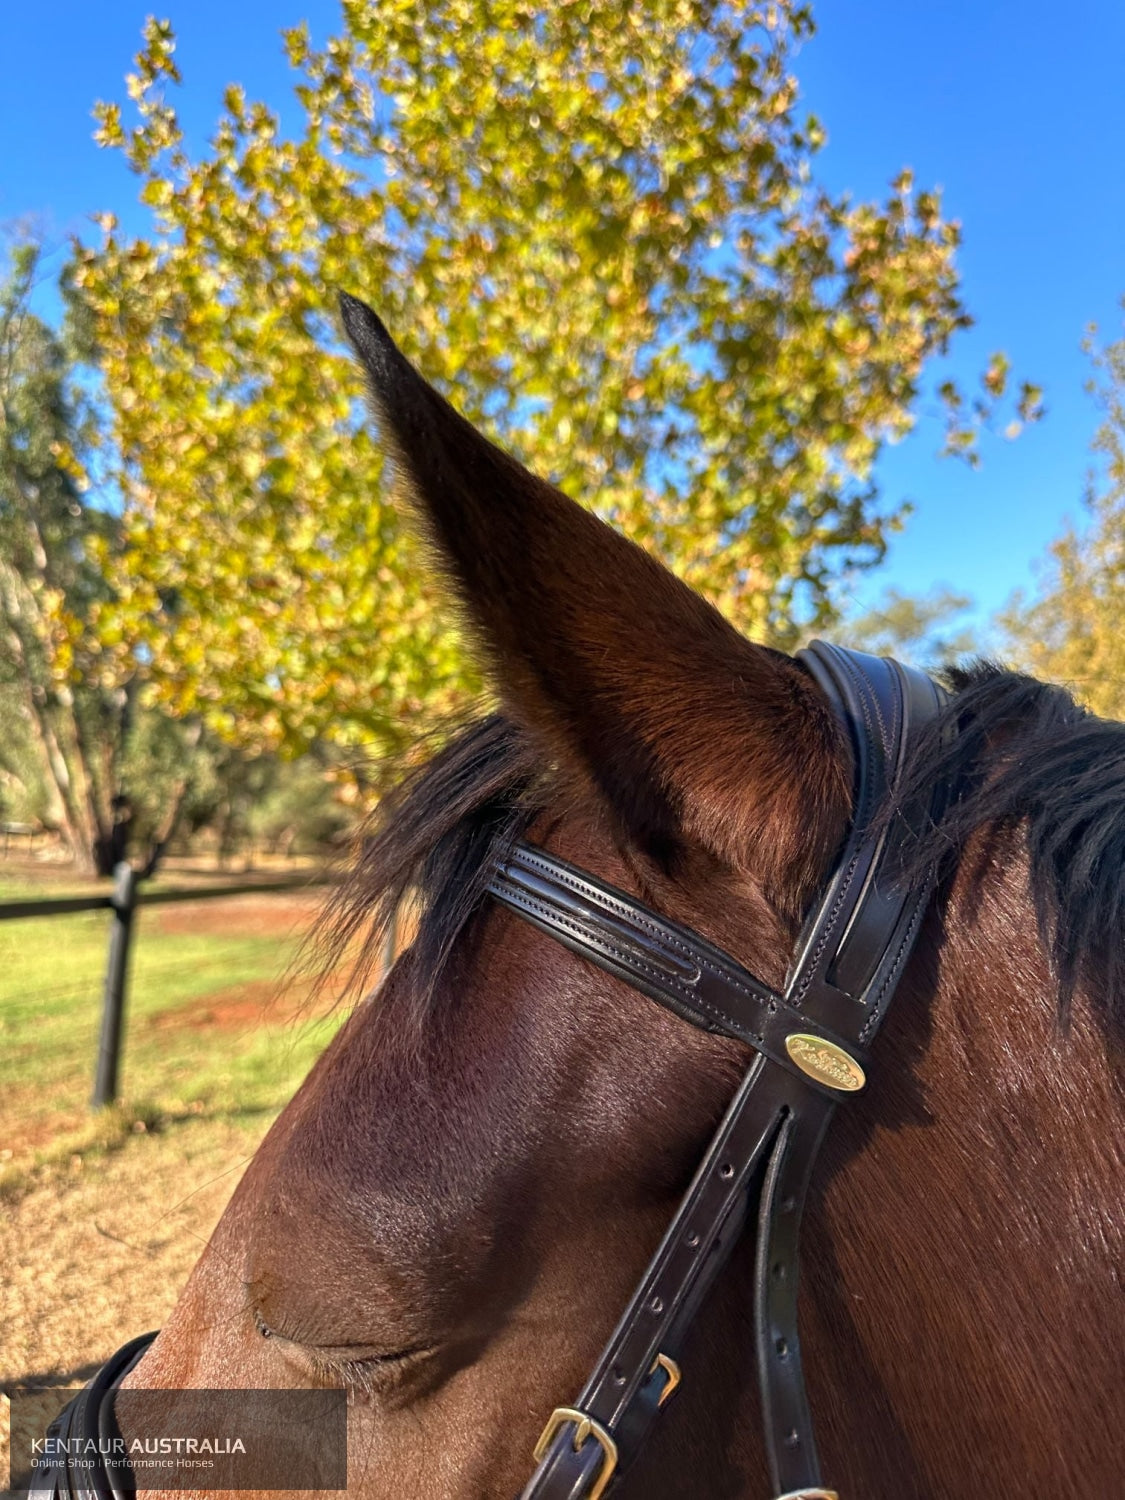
xmin=314 ymin=714 xmax=548 ymax=1011
xmin=319 ymin=667 xmax=1125 ymax=1023
xmin=894 ymin=662 xmax=1125 ymax=1023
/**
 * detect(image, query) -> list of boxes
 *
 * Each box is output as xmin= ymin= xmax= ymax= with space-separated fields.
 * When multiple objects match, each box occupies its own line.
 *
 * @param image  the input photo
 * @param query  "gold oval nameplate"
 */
xmin=784 ymin=1034 xmax=866 ymax=1093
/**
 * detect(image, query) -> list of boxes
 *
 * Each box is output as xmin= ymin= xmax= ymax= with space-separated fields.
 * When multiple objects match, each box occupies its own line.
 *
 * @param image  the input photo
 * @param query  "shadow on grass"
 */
xmin=3 ymin=1358 xmax=107 ymax=1394
xmin=0 ymin=1098 xmax=281 ymax=1207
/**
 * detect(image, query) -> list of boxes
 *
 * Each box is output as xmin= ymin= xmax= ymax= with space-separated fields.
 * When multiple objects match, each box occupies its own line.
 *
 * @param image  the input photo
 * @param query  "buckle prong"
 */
xmin=649 ymin=1351 xmax=681 ymax=1407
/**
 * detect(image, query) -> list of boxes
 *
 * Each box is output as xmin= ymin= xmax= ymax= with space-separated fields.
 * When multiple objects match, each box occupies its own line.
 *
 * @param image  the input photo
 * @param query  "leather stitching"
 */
xmin=788 ymin=844 xmax=865 ymax=1007
xmin=858 ymin=895 xmax=925 ymax=1043
xmin=493 ymin=884 xmax=770 ymax=1043
xmin=506 ymin=849 xmax=778 ymax=1007
xmin=498 ymin=644 xmax=950 ymax=1500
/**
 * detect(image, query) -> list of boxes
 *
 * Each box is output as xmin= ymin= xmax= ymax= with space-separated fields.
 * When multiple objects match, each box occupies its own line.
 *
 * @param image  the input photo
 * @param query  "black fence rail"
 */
xmin=0 ymin=861 xmax=330 ymax=1109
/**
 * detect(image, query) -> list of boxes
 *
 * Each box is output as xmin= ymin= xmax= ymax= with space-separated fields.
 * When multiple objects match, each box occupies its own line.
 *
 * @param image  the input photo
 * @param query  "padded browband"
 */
xmin=33 ymin=645 xmax=951 ymax=1500
xmin=488 ymin=642 xmax=951 ymax=1500
xmin=489 ymin=843 xmax=868 ymax=1098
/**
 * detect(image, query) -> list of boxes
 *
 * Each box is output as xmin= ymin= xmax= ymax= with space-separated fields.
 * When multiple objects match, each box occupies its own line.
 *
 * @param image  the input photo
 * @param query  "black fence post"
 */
xmin=92 ymin=861 xmax=138 ymax=1109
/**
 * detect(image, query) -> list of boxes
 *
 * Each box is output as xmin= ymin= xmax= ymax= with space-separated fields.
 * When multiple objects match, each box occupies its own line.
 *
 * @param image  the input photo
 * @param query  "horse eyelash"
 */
xmin=254 ymin=1309 xmax=415 ymax=1398
xmin=303 ymin=1349 xmax=385 ymax=1399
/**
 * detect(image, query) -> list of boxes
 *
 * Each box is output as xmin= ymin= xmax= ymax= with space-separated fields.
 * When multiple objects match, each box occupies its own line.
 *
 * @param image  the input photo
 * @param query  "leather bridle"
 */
xmin=27 ymin=1333 xmax=156 ymax=1500
xmin=26 ymin=642 xmax=952 ymax=1500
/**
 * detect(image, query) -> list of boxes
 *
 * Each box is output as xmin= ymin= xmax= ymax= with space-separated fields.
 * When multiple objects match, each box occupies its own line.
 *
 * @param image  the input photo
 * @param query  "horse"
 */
xmin=58 ymin=294 xmax=1124 ymax=1499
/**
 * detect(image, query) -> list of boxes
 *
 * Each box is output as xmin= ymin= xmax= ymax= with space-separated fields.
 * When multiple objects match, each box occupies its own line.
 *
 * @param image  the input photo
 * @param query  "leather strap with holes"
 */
xmin=488 ymin=643 xmax=951 ymax=1500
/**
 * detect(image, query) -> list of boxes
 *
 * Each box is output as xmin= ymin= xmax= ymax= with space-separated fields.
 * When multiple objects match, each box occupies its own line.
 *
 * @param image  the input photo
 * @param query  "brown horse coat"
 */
xmin=121 ymin=297 xmax=1124 ymax=1499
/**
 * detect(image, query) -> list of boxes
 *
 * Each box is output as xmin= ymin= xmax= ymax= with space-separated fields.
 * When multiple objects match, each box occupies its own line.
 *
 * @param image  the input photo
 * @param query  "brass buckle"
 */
xmin=649 ymin=1351 xmax=681 ymax=1407
xmin=533 ymin=1407 xmax=618 ymax=1500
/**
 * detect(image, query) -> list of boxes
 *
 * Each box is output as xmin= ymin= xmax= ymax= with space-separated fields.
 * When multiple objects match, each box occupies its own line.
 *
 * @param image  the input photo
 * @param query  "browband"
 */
xmin=26 ymin=643 xmax=952 ymax=1500
xmin=487 ymin=641 xmax=952 ymax=1500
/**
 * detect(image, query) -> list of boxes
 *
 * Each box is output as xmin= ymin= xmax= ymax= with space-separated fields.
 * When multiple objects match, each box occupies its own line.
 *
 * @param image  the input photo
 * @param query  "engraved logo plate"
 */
xmin=784 ymin=1034 xmax=866 ymax=1092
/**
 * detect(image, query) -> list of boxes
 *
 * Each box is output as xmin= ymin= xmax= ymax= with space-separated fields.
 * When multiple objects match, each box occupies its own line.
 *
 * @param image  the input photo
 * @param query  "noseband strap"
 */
xmin=489 ymin=642 xmax=952 ymax=1500
xmin=27 ymin=1332 xmax=156 ymax=1500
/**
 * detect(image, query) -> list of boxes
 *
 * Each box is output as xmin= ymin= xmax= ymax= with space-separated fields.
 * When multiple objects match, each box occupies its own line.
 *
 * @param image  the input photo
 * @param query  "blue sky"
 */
xmin=2 ymin=2 xmax=1122 ymax=635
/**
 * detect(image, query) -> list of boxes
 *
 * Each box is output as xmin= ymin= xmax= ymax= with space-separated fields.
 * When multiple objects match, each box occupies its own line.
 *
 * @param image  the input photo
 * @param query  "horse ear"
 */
xmin=340 ymin=293 xmax=849 ymax=895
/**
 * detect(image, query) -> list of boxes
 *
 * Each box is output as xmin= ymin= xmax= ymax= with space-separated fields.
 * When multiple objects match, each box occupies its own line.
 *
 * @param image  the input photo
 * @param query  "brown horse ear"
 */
xmin=340 ymin=292 xmax=849 ymax=893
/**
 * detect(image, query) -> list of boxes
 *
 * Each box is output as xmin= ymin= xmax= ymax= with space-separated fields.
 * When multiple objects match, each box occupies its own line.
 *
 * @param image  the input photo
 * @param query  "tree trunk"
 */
xmin=138 ymin=721 xmax=202 ymax=878
xmin=0 ymin=564 xmax=106 ymax=873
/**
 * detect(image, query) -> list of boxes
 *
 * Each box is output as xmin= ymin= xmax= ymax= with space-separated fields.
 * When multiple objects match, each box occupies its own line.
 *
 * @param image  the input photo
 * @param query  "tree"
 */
xmin=824 ymin=584 xmax=979 ymax=671
xmin=0 ymin=237 xmax=126 ymax=870
xmin=1002 ymin=314 xmax=1125 ymax=720
xmin=73 ymin=4 xmax=1037 ymax=764
xmin=0 ymin=237 xmax=218 ymax=873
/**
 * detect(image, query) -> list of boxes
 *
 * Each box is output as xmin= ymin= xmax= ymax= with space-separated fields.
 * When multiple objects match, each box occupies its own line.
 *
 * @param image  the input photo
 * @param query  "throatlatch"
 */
xmin=488 ymin=642 xmax=952 ymax=1500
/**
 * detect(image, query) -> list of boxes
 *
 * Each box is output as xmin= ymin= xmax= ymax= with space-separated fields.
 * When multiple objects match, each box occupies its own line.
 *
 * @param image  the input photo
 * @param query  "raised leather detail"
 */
xmin=489 ymin=845 xmax=869 ymax=1101
xmin=504 ymin=642 xmax=951 ymax=1500
xmin=30 ymin=644 xmax=952 ymax=1500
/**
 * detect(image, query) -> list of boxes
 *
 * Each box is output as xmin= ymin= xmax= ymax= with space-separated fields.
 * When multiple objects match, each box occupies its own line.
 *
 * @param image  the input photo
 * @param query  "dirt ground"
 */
xmin=0 ymin=884 xmax=353 ymax=1487
xmin=0 ymin=1113 xmax=266 ymax=1492
xmin=1 ymin=1120 xmax=255 ymax=1389
xmin=150 ymin=890 xmax=328 ymax=941
xmin=0 ymin=877 xmax=380 ymax=1492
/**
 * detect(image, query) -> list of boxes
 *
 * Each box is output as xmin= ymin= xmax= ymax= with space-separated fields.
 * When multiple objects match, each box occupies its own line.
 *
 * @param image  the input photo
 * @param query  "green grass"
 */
xmin=0 ymin=878 xmax=348 ymax=1197
xmin=0 ymin=873 xmax=104 ymax=900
